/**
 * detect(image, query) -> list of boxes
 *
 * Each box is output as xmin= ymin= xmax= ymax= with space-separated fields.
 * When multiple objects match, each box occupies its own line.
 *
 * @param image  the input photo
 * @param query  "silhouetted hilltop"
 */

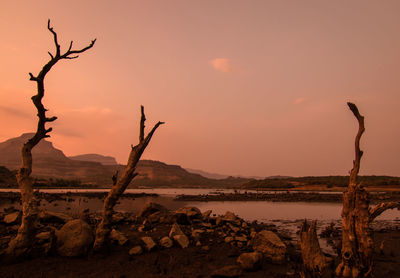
xmin=0 ymin=134 xmax=249 ymax=188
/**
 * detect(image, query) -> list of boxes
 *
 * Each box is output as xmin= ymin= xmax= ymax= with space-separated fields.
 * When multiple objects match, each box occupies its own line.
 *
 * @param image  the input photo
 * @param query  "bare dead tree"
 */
xmin=6 ymin=20 xmax=95 ymax=257
xmin=300 ymin=103 xmax=399 ymax=278
xmin=93 ymin=106 xmax=164 ymax=251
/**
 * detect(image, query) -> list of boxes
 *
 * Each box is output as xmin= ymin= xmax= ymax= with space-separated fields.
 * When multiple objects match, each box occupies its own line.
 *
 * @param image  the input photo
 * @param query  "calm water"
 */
xmin=1 ymin=188 xmax=398 ymax=221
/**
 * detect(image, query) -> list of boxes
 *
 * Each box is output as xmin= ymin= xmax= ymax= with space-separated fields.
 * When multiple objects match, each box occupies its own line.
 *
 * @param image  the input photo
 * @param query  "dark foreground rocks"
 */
xmin=0 ymin=201 xmax=399 ymax=278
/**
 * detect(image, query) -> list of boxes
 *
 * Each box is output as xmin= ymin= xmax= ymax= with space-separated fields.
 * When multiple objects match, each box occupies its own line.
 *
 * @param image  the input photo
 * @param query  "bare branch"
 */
xmin=47 ymin=52 xmax=54 ymax=59
xmin=347 ymin=102 xmax=365 ymax=186
xmin=369 ymin=202 xmax=400 ymax=222
xmin=139 ymin=105 xmax=146 ymax=142
xmin=47 ymin=19 xmax=60 ymax=57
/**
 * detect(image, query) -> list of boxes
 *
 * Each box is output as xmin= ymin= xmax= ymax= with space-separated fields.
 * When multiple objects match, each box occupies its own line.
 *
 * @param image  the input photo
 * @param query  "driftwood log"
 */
xmin=93 ymin=106 xmax=164 ymax=251
xmin=6 ymin=20 xmax=95 ymax=257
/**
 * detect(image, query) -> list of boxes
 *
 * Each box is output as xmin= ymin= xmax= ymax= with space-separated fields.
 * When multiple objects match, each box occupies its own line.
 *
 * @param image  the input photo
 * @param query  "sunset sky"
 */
xmin=1 ymin=1 xmax=399 ymax=177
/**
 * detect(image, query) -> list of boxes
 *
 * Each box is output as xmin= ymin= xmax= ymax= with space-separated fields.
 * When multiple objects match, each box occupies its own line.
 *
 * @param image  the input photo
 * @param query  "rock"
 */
xmin=225 ymin=237 xmax=234 ymax=243
xmin=227 ymin=223 xmax=240 ymax=233
xmin=202 ymin=222 xmax=212 ymax=228
xmin=138 ymin=202 xmax=168 ymax=218
xmin=235 ymin=236 xmax=247 ymax=242
xmin=56 ymin=219 xmax=94 ymax=257
xmin=191 ymin=229 xmax=205 ymax=240
xmin=175 ymin=207 xmax=202 ymax=219
xmin=216 ymin=216 xmax=223 ymax=226
xmin=202 ymin=209 xmax=212 ymax=220
xmin=36 ymin=231 xmax=53 ymax=243
xmin=252 ymin=230 xmax=286 ymax=263
xmin=211 ymin=265 xmax=242 ymax=278
xmin=237 ymin=252 xmax=263 ymax=271
xmin=3 ymin=211 xmax=21 ymax=224
xmin=110 ymin=229 xmax=128 ymax=245
xmin=38 ymin=211 xmax=72 ymax=223
xmin=160 ymin=236 xmax=173 ymax=248
xmin=129 ymin=245 xmax=143 ymax=256
xmin=141 ymin=236 xmax=156 ymax=251
xmin=173 ymin=234 xmax=190 ymax=248
xmin=196 ymin=241 xmax=201 ymax=247
xmin=222 ymin=211 xmax=238 ymax=222
xmin=169 ymin=223 xmax=184 ymax=238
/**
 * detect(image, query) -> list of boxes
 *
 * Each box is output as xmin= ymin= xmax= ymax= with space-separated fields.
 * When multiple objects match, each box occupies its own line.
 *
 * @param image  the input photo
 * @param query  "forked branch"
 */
xmin=369 ymin=202 xmax=400 ymax=222
xmin=93 ymin=106 xmax=164 ymax=251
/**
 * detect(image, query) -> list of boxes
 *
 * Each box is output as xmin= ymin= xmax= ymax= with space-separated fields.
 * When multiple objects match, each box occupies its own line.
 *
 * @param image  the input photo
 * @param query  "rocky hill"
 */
xmin=0 ymin=134 xmax=249 ymax=188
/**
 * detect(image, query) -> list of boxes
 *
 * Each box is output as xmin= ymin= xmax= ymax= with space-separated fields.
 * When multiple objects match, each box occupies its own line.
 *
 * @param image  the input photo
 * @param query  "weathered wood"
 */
xmin=6 ymin=20 xmax=95 ymax=257
xmin=336 ymin=103 xmax=372 ymax=278
xmin=93 ymin=106 xmax=164 ymax=251
xmin=369 ymin=202 xmax=400 ymax=222
xmin=299 ymin=220 xmax=332 ymax=278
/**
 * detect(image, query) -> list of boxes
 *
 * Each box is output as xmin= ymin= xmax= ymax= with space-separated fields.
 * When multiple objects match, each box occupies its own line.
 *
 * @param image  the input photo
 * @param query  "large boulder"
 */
xmin=237 ymin=252 xmax=263 ymax=271
xmin=160 ymin=236 xmax=173 ymax=248
xmin=56 ymin=219 xmax=94 ymax=257
xmin=138 ymin=202 xmax=168 ymax=218
xmin=252 ymin=230 xmax=286 ymax=263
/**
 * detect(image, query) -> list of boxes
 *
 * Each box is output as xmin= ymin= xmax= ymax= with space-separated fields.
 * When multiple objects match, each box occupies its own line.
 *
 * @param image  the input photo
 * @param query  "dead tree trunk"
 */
xmin=299 ymin=220 xmax=332 ymax=278
xmin=335 ymin=102 xmax=372 ymax=277
xmin=6 ymin=20 xmax=95 ymax=257
xmin=93 ymin=106 xmax=164 ymax=251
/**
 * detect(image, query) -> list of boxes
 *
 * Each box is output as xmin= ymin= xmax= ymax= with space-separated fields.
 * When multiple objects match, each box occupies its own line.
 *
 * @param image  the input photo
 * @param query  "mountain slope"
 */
xmin=0 ymin=134 xmax=249 ymax=188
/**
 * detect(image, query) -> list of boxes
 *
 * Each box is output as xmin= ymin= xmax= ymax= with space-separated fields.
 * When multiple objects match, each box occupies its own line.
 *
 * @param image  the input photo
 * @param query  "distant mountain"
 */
xmin=0 ymin=133 xmax=250 ymax=188
xmin=69 ymin=154 xmax=118 ymax=165
xmin=185 ymin=168 xmax=229 ymax=180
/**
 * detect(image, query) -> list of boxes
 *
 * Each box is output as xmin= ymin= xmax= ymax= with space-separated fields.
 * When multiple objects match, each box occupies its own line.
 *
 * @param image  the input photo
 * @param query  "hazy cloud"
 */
xmin=294 ymin=97 xmax=305 ymax=105
xmin=0 ymin=105 xmax=31 ymax=118
xmin=70 ymin=106 xmax=113 ymax=115
xmin=210 ymin=58 xmax=232 ymax=73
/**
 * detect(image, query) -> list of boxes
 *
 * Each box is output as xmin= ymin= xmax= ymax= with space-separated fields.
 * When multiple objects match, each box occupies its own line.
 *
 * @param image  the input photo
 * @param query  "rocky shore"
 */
xmin=0 ymin=200 xmax=399 ymax=277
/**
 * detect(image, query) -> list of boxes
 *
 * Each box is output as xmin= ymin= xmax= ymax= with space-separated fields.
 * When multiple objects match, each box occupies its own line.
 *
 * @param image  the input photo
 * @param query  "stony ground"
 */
xmin=0 ymin=201 xmax=399 ymax=278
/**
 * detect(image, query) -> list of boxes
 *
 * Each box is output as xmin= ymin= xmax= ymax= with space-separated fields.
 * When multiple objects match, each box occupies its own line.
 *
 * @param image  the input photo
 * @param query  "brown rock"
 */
xmin=129 ymin=245 xmax=143 ymax=255
xmin=160 ymin=236 xmax=173 ymax=248
xmin=3 ymin=211 xmax=21 ymax=224
xmin=141 ymin=236 xmax=156 ymax=251
xmin=173 ymin=234 xmax=189 ymax=248
xmin=138 ymin=202 xmax=168 ymax=218
xmin=56 ymin=219 xmax=94 ymax=257
xmin=211 ymin=265 xmax=242 ymax=278
xmin=110 ymin=229 xmax=128 ymax=245
xmin=169 ymin=223 xmax=184 ymax=238
xmin=252 ymin=230 xmax=286 ymax=263
xmin=175 ymin=207 xmax=202 ymax=219
xmin=237 ymin=252 xmax=263 ymax=271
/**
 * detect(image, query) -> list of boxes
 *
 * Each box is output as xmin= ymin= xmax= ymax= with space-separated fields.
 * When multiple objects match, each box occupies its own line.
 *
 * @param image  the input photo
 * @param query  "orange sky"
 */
xmin=1 ymin=1 xmax=400 ymax=177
